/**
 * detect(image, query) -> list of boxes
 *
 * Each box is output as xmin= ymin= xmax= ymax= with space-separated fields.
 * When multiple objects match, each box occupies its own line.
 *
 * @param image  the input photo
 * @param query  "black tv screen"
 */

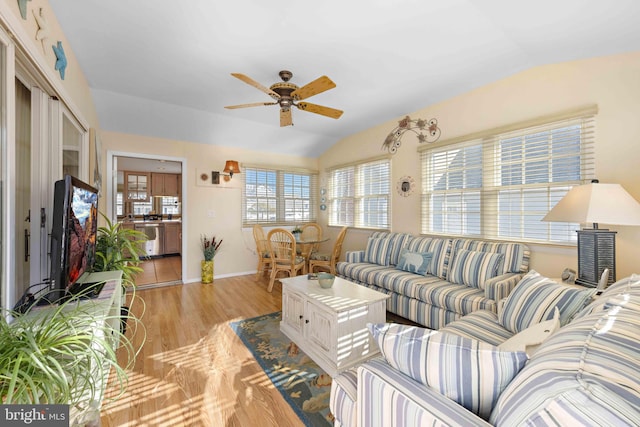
xmin=49 ymin=175 xmax=99 ymax=303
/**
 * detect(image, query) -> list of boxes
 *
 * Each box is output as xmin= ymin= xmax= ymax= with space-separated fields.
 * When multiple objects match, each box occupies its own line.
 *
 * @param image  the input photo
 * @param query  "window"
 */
xmin=160 ymin=196 xmax=180 ymax=216
xmin=327 ymin=158 xmax=391 ymax=229
xmin=242 ymin=165 xmax=318 ymax=226
xmin=116 ymin=192 xmax=123 ymax=216
xmin=117 ymin=194 xmax=180 ymax=218
xmin=425 ymin=142 xmax=482 ymax=235
xmin=421 ymin=108 xmax=596 ymax=244
xmin=132 ymin=200 xmax=152 ymax=215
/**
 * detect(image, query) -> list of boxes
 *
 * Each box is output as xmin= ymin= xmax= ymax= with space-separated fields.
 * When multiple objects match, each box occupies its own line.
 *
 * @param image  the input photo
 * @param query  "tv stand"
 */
xmin=68 ymin=280 xmax=106 ymax=299
xmin=21 ymin=270 xmax=124 ymax=424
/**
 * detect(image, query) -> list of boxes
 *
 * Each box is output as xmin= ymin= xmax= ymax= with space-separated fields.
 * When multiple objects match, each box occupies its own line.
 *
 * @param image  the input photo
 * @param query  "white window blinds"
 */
xmin=327 ymin=157 xmax=391 ymax=229
xmin=421 ymin=109 xmax=596 ymax=244
xmin=242 ymin=165 xmax=318 ymax=226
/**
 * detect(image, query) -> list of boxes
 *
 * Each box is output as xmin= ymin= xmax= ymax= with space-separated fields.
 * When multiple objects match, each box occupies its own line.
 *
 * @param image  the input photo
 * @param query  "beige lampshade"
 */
xmin=542 ymin=182 xmax=640 ymax=226
xmin=223 ymin=160 xmax=240 ymax=175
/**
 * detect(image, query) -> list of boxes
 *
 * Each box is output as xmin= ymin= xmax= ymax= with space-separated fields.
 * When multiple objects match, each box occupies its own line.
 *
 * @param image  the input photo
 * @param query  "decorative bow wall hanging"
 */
xmin=381 ymin=116 xmax=441 ymax=154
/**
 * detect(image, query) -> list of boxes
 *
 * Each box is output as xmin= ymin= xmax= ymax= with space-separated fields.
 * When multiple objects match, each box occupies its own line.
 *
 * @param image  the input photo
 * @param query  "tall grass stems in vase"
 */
xmin=201 ymin=235 xmax=223 ymax=261
xmin=201 ymin=235 xmax=222 ymax=284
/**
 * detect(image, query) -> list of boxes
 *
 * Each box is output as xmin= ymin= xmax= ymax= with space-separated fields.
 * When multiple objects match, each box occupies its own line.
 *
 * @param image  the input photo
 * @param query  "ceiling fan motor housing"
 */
xmin=270 ymin=82 xmax=298 ymax=109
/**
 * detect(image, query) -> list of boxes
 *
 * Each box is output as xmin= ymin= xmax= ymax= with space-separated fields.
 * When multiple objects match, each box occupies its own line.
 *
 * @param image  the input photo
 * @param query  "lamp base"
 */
xmin=575 ymin=229 xmax=616 ymax=288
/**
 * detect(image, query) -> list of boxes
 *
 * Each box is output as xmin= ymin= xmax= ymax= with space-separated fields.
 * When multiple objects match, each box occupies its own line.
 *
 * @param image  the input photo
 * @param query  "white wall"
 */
xmin=319 ymin=51 xmax=640 ymax=280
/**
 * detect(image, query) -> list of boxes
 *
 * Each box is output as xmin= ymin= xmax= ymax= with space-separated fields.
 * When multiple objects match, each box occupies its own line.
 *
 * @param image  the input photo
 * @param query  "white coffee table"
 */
xmin=279 ymin=275 xmax=390 ymax=377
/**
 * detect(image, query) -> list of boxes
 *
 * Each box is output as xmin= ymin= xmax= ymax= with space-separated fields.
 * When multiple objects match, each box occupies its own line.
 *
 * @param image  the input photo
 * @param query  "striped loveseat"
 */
xmin=330 ymin=273 xmax=640 ymax=426
xmin=336 ymin=232 xmax=530 ymax=329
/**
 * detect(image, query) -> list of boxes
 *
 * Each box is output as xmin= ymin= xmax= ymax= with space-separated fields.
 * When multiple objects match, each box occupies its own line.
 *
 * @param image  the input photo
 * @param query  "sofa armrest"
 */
xmin=358 ymin=358 xmax=491 ymax=427
xmin=345 ymin=250 xmax=365 ymax=263
xmin=484 ymin=273 xmax=523 ymax=302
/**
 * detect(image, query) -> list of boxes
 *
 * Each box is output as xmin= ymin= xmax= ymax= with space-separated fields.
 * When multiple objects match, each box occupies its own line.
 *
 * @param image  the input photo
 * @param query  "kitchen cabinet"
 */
xmin=125 ymin=172 xmax=150 ymax=202
xmin=164 ymin=222 xmax=181 ymax=254
xmin=151 ymin=173 xmax=180 ymax=197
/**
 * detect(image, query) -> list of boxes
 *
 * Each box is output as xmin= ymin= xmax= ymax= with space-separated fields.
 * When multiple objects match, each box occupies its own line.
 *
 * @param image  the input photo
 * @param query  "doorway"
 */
xmin=106 ymin=152 xmax=186 ymax=288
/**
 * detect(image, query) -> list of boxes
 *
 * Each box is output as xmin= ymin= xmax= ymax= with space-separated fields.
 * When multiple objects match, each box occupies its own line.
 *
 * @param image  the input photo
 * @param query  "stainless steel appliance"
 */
xmin=135 ymin=223 xmax=163 ymax=257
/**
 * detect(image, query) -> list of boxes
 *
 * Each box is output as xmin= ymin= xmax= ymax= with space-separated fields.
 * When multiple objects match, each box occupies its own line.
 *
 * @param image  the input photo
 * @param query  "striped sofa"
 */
xmin=330 ymin=274 xmax=640 ymax=426
xmin=336 ymin=232 xmax=530 ymax=329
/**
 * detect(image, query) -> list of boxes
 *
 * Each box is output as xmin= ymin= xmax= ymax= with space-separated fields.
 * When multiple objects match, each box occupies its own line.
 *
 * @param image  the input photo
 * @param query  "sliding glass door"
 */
xmin=0 ymin=26 xmax=88 ymax=310
xmin=0 ymin=26 xmax=10 ymax=310
xmin=14 ymin=77 xmax=32 ymax=298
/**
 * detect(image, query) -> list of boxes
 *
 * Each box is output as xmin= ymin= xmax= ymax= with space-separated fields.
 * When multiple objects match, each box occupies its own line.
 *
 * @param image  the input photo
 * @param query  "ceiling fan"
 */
xmin=224 ymin=70 xmax=343 ymax=127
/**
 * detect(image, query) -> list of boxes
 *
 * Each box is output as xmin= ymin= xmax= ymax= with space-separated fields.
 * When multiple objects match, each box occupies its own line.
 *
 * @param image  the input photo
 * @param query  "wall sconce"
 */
xmin=212 ymin=160 xmax=241 ymax=183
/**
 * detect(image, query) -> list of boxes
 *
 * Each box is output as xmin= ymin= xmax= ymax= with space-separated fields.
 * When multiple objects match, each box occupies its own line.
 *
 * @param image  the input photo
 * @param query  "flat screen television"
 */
xmin=48 ymin=175 xmax=99 ymax=304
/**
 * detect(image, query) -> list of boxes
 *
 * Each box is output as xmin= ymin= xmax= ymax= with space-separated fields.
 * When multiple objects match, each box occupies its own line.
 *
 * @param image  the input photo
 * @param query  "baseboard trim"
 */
xmin=184 ymin=270 xmax=258 ymax=284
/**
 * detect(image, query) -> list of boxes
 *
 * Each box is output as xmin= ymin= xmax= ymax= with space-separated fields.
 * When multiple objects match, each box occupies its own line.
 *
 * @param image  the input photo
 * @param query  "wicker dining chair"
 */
xmin=308 ymin=226 xmax=348 ymax=275
xmin=267 ymin=228 xmax=306 ymax=292
xmin=300 ymin=223 xmax=323 ymax=255
xmin=252 ymin=224 xmax=272 ymax=277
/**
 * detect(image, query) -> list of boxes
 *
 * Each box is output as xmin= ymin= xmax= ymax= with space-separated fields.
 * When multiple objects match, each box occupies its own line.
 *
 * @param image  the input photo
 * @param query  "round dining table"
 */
xmin=296 ymin=236 xmax=330 ymax=268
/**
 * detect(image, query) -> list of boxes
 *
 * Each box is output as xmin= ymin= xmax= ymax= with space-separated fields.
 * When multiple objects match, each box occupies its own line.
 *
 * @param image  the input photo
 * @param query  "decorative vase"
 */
xmin=294 ymin=233 xmax=301 ymax=242
xmin=201 ymin=260 xmax=214 ymax=284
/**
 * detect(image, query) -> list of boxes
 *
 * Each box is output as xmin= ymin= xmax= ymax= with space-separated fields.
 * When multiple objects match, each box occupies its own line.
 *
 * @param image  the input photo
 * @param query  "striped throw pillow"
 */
xmin=363 ymin=237 xmax=391 ymax=265
xmin=368 ymin=323 xmax=528 ymax=420
xmin=406 ymin=237 xmax=449 ymax=276
xmin=499 ymin=270 xmax=595 ymax=334
xmin=448 ymin=249 xmax=504 ymax=289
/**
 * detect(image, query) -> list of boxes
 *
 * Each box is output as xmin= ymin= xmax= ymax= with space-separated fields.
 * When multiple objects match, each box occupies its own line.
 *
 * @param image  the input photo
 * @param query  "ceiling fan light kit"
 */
xmin=225 ymin=70 xmax=343 ymax=127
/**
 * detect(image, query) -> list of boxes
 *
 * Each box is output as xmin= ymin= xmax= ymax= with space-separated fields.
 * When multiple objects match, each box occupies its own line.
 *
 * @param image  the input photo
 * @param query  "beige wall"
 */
xmin=2 ymin=0 xmax=99 ymax=127
xmin=101 ymin=131 xmax=318 ymax=282
xmin=320 ymin=51 xmax=640 ymax=280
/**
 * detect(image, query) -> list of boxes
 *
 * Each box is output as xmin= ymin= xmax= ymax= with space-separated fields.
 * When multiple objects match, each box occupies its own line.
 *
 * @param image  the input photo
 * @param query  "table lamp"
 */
xmin=542 ymin=180 xmax=640 ymax=287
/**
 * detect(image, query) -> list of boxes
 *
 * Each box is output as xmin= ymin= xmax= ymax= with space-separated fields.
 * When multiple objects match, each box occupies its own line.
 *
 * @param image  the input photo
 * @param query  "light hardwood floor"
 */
xmin=134 ymin=256 xmax=182 ymax=287
xmin=101 ymin=273 xmax=306 ymax=427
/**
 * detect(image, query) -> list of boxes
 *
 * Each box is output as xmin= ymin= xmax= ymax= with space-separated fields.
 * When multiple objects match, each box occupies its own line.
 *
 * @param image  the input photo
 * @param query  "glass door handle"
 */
xmin=24 ymin=228 xmax=30 ymax=262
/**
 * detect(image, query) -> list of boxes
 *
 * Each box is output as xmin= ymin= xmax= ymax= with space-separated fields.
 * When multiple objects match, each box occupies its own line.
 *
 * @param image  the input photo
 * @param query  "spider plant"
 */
xmin=0 ymin=288 xmax=144 ymax=421
xmin=92 ymin=213 xmax=148 ymax=288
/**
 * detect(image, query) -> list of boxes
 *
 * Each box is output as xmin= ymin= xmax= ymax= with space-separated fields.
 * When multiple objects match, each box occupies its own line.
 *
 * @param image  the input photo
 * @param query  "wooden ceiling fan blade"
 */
xmin=280 ymin=108 xmax=293 ymax=127
xmin=225 ymin=102 xmax=278 ymax=109
xmin=291 ymin=76 xmax=336 ymax=101
xmin=231 ymin=73 xmax=280 ymax=100
xmin=296 ymin=102 xmax=343 ymax=119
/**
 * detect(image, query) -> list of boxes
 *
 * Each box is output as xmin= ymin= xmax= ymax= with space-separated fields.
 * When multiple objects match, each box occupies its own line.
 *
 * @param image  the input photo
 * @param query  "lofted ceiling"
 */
xmin=48 ymin=0 xmax=640 ymax=158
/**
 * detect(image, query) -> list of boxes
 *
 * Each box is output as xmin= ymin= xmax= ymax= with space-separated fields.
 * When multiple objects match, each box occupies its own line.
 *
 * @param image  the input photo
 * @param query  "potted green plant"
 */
xmin=201 ymin=235 xmax=223 ymax=284
xmin=292 ymin=226 xmax=302 ymax=242
xmin=0 ymin=290 xmax=142 ymax=425
xmin=92 ymin=213 xmax=148 ymax=289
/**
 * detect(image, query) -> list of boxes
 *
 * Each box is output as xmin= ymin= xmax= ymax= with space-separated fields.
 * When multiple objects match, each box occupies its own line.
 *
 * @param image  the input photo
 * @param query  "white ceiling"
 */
xmin=48 ymin=0 xmax=640 ymax=158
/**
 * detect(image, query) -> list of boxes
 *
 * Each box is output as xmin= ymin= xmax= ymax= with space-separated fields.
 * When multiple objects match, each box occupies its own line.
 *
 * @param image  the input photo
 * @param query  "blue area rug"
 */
xmin=230 ymin=311 xmax=333 ymax=426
